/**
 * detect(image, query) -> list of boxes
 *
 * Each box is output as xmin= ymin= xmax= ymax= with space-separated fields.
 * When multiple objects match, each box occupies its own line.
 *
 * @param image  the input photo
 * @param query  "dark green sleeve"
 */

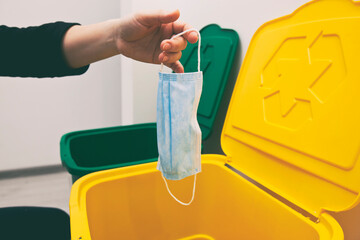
xmin=0 ymin=21 xmax=89 ymax=78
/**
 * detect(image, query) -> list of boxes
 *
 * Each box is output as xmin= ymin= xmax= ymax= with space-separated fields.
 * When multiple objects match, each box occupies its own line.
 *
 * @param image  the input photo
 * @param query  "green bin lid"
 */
xmin=180 ymin=24 xmax=239 ymax=140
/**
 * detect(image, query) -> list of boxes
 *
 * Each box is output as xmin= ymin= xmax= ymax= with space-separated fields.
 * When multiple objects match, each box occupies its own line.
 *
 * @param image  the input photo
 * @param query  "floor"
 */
xmin=0 ymin=170 xmax=71 ymax=213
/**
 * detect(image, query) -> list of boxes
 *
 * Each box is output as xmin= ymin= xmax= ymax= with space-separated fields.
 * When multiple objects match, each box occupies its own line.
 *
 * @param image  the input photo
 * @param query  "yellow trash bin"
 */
xmin=69 ymin=0 xmax=360 ymax=239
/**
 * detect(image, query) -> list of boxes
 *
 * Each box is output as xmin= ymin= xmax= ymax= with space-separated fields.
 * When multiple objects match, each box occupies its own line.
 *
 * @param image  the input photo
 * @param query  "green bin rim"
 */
xmin=60 ymin=122 xmax=157 ymax=177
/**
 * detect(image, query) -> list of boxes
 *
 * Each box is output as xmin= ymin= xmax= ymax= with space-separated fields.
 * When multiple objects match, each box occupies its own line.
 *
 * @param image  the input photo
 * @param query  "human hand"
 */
xmin=114 ymin=9 xmax=198 ymax=73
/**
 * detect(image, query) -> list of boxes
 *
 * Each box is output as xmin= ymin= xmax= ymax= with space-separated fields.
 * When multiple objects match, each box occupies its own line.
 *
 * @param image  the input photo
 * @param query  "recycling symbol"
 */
xmin=261 ymin=31 xmax=346 ymax=130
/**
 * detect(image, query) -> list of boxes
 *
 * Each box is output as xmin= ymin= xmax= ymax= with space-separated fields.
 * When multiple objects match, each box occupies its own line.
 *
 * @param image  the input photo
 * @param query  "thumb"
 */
xmin=135 ymin=9 xmax=180 ymax=27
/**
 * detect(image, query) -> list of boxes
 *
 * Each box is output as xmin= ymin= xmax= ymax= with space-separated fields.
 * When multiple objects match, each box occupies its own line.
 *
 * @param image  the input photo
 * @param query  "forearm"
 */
xmin=62 ymin=19 xmax=120 ymax=69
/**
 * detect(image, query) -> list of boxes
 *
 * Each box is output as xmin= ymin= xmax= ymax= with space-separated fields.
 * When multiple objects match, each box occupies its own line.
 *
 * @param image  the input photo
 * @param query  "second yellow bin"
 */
xmin=69 ymin=0 xmax=360 ymax=239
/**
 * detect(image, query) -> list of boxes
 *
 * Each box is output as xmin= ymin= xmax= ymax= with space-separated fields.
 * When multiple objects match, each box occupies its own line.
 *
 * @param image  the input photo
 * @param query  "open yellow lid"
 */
xmin=222 ymin=0 xmax=360 ymax=217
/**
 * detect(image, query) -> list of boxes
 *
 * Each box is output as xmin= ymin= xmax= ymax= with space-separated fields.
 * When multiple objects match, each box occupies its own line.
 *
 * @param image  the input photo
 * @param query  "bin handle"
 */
xmin=162 ymin=174 xmax=197 ymax=206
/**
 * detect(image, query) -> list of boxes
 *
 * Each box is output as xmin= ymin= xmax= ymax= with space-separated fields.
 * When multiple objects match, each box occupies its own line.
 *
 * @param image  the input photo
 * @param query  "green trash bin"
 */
xmin=61 ymin=123 xmax=158 ymax=182
xmin=60 ymin=24 xmax=240 ymax=182
xmin=0 ymin=207 xmax=70 ymax=240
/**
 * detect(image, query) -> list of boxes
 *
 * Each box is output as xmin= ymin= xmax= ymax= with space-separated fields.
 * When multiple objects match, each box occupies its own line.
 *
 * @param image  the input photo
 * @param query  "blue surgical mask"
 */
xmin=157 ymin=29 xmax=202 ymax=205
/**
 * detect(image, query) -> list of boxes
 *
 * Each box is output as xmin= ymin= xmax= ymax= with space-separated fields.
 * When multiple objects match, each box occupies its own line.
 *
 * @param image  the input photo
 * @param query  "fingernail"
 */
xmin=163 ymin=43 xmax=171 ymax=51
xmin=190 ymin=32 xmax=198 ymax=41
xmin=163 ymin=56 xmax=169 ymax=62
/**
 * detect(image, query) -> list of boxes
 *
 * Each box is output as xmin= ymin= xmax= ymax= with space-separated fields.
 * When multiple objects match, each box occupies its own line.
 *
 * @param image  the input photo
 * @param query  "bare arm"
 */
xmin=62 ymin=20 xmax=119 ymax=69
xmin=62 ymin=10 xmax=198 ymax=73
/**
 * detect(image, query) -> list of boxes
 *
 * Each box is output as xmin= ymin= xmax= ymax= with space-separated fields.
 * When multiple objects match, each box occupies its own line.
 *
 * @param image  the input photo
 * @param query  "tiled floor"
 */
xmin=0 ymin=171 xmax=71 ymax=213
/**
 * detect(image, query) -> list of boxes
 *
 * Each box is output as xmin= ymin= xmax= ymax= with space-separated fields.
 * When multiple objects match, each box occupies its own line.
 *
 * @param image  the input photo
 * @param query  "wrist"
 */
xmin=108 ymin=18 xmax=124 ymax=55
xmin=106 ymin=19 xmax=122 ymax=55
xmin=63 ymin=19 xmax=122 ymax=68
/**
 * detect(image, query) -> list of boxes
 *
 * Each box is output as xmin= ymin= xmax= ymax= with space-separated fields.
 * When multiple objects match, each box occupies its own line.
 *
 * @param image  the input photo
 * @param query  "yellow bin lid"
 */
xmin=222 ymin=0 xmax=360 ymax=217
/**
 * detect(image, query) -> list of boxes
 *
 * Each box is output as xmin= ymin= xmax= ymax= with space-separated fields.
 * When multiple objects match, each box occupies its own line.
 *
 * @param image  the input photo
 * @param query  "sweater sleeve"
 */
xmin=0 ymin=22 xmax=89 ymax=78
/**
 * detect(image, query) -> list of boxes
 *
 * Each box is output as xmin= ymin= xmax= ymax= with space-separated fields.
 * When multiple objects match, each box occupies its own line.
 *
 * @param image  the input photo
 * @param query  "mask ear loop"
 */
xmin=160 ymin=28 xmax=201 ymax=206
xmin=162 ymin=174 xmax=197 ymax=206
xmin=160 ymin=28 xmax=201 ymax=73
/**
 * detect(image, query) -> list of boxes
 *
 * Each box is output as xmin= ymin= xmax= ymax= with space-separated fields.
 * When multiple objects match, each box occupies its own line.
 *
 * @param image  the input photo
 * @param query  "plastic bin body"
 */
xmin=70 ymin=159 xmax=341 ymax=240
xmin=60 ymin=25 xmax=239 ymax=182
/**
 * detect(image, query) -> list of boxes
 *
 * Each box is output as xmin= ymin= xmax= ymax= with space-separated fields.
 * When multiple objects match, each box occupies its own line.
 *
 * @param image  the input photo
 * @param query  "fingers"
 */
xmin=172 ymin=21 xmax=199 ymax=44
xmin=159 ymin=51 xmax=182 ymax=64
xmin=135 ymin=9 xmax=180 ymax=27
xmin=141 ymin=9 xmax=198 ymax=70
xmin=158 ymin=25 xmax=198 ymax=68
xmin=159 ymin=32 xmax=186 ymax=67
xmin=160 ymin=36 xmax=187 ymax=53
xmin=166 ymin=61 xmax=184 ymax=73
xmin=159 ymin=54 xmax=185 ymax=73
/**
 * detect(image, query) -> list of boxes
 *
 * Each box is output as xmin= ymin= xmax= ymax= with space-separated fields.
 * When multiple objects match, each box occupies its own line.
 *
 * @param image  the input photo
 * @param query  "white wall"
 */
xmin=0 ymin=0 xmax=122 ymax=170
xmin=128 ymin=0 xmax=309 ymax=124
